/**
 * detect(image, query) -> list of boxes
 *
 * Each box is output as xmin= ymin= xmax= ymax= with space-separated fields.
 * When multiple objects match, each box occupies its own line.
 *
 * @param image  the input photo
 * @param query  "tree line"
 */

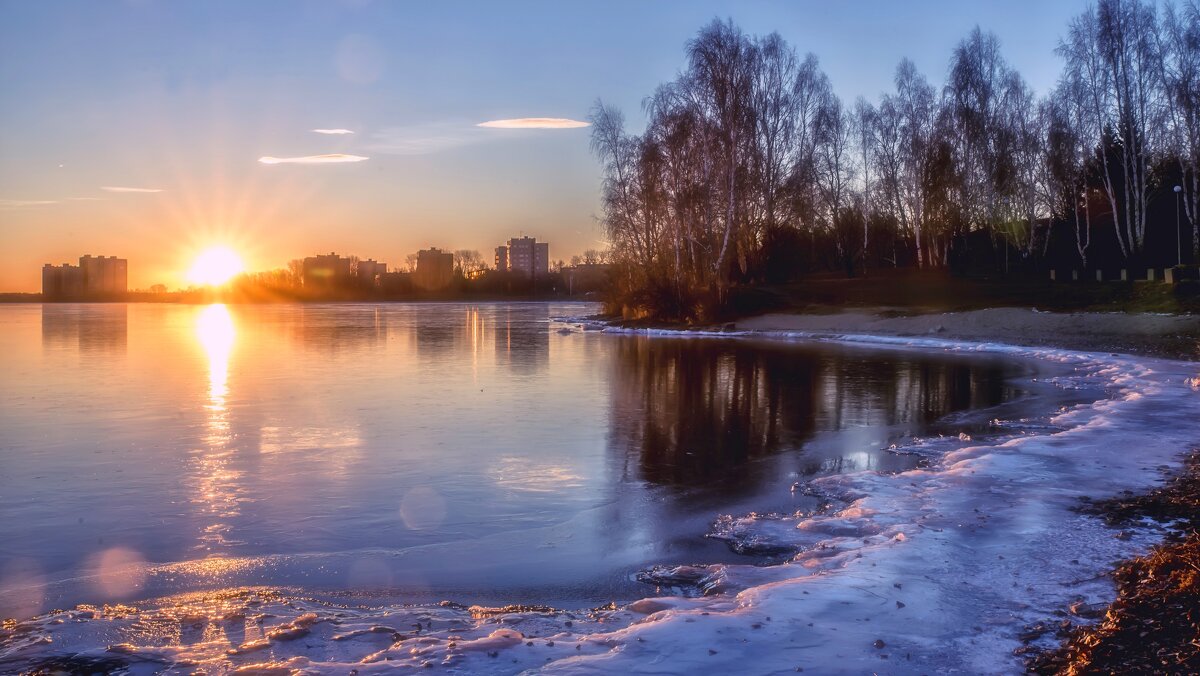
xmin=173 ymin=248 xmax=614 ymax=302
xmin=590 ymin=0 xmax=1199 ymax=319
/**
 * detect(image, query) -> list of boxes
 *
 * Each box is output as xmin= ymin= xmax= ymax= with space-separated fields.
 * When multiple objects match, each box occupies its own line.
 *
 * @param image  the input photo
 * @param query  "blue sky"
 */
xmin=0 ymin=0 xmax=1090 ymax=290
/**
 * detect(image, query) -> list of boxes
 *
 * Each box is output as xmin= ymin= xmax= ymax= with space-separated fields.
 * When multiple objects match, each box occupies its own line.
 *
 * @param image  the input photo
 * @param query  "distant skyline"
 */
xmin=0 ymin=0 xmax=1091 ymax=291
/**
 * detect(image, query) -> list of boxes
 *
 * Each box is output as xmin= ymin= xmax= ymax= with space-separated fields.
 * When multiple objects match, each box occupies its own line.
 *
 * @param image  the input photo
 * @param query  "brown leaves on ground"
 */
xmin=1030 ymin=451 xmax=1200 ymax=674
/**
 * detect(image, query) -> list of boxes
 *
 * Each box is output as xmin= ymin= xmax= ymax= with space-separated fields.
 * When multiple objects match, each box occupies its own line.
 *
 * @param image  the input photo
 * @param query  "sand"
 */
xmin=734 ymin=307 xmax=1200 ymax=360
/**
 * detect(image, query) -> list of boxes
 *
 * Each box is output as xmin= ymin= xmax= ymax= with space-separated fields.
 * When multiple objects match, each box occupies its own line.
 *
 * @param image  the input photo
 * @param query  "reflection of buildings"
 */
xmin=409 ymin=304 xmax=549 ymax=370
xmin=41 ymin=304 xmax=128 ymax=354
xmin=42 ymin=255 xmax=127 ymax=298
xmin=495 ymin=236 xmax=548 ymax=277
xmin=493 ymin=305 xmax=549 ymax=374
xmin=413 ymin=248 xmax=454 ymax=291
xmin=414 ymin=313 xmax=459 ymax=357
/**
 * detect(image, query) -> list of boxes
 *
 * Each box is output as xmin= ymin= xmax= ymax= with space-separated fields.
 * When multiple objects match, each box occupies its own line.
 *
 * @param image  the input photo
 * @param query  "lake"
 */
xmin=0 ymin=302 xmax=1058 ymax=618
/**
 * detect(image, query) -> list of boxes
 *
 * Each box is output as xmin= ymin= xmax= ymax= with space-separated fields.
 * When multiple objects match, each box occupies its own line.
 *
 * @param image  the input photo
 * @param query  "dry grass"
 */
xmin=1030 ymin=452 xmax=1200 ymax=674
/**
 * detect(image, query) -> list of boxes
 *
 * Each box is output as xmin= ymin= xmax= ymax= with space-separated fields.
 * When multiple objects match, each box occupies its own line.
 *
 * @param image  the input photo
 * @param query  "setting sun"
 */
xmin=187 ymin=247 xmax=245 ymax=286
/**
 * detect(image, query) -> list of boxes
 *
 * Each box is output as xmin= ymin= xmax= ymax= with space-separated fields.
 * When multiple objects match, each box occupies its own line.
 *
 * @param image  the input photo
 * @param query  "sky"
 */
xmin=0 ymin=0 xmax=1092 ymax=292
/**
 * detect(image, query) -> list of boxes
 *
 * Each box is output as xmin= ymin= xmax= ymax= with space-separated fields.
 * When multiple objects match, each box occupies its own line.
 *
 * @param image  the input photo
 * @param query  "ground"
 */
xmin=735 ymin=306 xmax=1200 ymax=360
xmin=729 ymin=305 xmax=1200 ymax=675
xmin=728 ymin=269 xmax=1200 ymax=317
xmin=1029 ymin=452 xmax=1200 ymax=674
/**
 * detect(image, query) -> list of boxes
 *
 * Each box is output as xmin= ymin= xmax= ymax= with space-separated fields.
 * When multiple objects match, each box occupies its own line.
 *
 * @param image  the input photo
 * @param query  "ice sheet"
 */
xmin=3 ymin=327 xmax=1196 ymax=674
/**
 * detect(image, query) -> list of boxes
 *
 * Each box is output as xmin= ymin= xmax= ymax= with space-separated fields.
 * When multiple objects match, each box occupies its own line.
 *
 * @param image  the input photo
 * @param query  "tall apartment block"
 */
xmin=413 ymin=248 xmax=454 ymax=290
xmin=496 ymin=236 xmax=548 ymax=277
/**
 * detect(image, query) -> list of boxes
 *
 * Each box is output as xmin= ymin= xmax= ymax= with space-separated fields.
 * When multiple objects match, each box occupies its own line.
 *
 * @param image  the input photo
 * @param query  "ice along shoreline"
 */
xmin=594 ymin=305 xmax=1200 ymax=361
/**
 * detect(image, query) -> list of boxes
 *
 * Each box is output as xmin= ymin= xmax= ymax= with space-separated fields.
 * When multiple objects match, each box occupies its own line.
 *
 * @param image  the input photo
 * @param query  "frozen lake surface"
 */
xmin=1 ymin=302 xmax=1195 ymax=673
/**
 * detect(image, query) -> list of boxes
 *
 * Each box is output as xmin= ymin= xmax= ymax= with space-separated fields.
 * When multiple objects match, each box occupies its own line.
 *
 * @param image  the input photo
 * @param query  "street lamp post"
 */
xmin=1176 ymin=185 xmax=1184 ymax=267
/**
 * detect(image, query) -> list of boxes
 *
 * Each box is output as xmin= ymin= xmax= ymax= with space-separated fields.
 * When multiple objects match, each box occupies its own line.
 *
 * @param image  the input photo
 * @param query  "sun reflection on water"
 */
xmin=196 ymin=304 xmax=235 ymax=406
xmin=190 ymin=304 xmax=246 ymax=553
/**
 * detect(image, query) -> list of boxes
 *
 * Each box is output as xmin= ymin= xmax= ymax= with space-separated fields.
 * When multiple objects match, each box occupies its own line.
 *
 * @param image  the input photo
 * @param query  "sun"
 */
xmin=187 ymin=246 xmax=245 ymax=286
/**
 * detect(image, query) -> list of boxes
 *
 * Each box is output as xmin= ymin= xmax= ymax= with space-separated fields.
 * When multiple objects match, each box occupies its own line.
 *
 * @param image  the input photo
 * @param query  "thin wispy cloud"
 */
xmin=102 ymin=186 xmax=163 ymax=193
xmin=258 ymin=154 xmax=369 ymax=164
xmin=368 ymin=118 xmax=589 ymax=156
xmin=477 ymin=118 xmax=590 ymax=129
xmin=312 ymin=128 xmax=355 ymax=135
xmin=68 ymin=197 xmax=106 ymax=201
xmin=0 ymin=199 xmax=57 ymax=208
xmin=369 ymin=122 xmax=488 ymax=155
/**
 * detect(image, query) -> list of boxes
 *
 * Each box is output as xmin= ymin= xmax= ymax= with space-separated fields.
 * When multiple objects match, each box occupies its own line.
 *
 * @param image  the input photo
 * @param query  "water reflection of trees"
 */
xmin=290 ymin=306 xmax=388 ymax=353
xmin=608 ymin=338 xmax=1017 ymax=485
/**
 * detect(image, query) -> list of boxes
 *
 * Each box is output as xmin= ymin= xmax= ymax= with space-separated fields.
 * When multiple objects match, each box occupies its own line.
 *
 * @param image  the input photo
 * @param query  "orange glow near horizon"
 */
xmin=187 ymin=247 xmax=245 ymax=287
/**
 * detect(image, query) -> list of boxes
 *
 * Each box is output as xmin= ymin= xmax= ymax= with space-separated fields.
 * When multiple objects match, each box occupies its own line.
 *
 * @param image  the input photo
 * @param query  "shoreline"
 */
xmin=1028 ymin=451 xmax=1200 ymax=674
xmin=718 ymin=306 xmax=1200 ymax=361
xmin=596 ymin=306 xmax=1200 ymax=361
xmin=600 ymin=307 xmax=1200 ymax=673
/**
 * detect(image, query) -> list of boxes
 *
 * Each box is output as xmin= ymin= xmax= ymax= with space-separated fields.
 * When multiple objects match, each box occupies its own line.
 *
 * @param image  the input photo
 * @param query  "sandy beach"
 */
xmin=735 ymin=307 xmax=1200 ymax=360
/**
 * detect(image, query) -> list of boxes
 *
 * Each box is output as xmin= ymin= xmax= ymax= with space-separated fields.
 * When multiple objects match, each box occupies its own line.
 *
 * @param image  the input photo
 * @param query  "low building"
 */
xmin=355 ymin=259 xmax=387 ymax=286
xmin=302 ymin=252 xmax=354 ymax=288
xmin=379 ymin=270 xmax=411 ymax=294
xmin=413 ymin=248 xmax=455 ymax=291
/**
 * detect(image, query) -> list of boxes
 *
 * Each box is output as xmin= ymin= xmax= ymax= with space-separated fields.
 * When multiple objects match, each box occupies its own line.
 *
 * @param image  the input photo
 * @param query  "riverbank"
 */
xmin=733 ymin=306 xmax=1200 ymax=360
xmin=727 ymin=269 xmax=1200 ymax=316
xmin=1030 ymin=451 xmax=1200 ymax=674
xmin=728 ymin=307 xmax=1199 ymax=673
